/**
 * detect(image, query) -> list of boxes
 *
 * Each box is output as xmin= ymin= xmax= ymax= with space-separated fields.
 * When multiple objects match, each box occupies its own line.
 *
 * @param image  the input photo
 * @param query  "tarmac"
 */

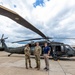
xmin=0 ymin=51 xmax=75 ymax=75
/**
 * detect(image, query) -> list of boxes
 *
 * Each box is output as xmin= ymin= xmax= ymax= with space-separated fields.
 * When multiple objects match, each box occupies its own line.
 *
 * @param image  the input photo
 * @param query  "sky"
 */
xmin=0 ymin=0 xmax=75 ymax=47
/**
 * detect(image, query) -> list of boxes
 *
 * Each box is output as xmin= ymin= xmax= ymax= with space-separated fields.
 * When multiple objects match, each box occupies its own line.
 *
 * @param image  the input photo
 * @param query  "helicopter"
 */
xmin=0 ymin=5 xmax=75 ymax=61
xmin=1 ymin=34 xmax=75 ymax=61
xmin=12 ymin=37 xmax=75 ymax=60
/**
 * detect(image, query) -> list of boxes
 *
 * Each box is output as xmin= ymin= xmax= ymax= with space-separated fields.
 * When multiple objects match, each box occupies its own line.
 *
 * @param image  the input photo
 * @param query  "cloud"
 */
xmin=0 ymin=0 xmax=75 ymax=47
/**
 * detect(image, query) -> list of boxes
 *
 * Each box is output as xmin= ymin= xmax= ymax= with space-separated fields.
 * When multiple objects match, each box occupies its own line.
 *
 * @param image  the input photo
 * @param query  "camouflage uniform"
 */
xmin=34 ymin=46 xmax=42 ymax=70
xmin=24 ymin=46 xmax=32 ymax=69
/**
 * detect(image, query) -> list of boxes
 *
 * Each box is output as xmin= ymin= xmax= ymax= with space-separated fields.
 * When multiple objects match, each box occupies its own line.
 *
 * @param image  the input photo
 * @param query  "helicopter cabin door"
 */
xmin=55 ymin=45 xmax=65 ymax=56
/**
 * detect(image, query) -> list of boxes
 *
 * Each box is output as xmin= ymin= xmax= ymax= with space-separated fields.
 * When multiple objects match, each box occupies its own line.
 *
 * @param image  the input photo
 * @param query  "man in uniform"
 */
xmin=43 ymin=43 xmax=50 ymax=71
xmin=34 ymin=42 xmax=42 ymax=70
xmin=24 ymin=44 xmax=32 ymax=69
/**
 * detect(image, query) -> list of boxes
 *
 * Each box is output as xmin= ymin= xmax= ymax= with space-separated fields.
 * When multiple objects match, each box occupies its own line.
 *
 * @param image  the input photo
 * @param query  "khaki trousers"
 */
xmin=44 ymin=54 xmax=49 ymax=69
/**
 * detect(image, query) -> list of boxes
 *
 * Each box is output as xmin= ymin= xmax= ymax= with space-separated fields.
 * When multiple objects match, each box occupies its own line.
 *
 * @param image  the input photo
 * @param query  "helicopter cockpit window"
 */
xmin=65 ymin=45 xmax=72 ymax=51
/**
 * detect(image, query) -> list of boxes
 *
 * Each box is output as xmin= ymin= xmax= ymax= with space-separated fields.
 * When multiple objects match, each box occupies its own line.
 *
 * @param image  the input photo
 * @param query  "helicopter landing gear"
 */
xmin=53 ymin=55 xmax=58 ymax=61
xmin=52 ymin=51 xmax=58 ymax=61
xmin=8 ymin=53 xmax=13 ymax=57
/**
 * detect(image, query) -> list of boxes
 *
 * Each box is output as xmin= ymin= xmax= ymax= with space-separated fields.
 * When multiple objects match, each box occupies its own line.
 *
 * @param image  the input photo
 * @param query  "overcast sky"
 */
xmin=0 ymin=0 xmax=75 ymax=47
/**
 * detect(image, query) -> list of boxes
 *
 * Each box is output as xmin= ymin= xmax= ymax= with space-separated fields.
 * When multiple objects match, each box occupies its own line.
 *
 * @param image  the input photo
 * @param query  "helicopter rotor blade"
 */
xmin=3 ymin=37 xmax=8 ymax=40
xmin=12 ymin=37 xmax=75 ymax=43
xmin=0 ymin=34 xmax=4 ymax=41
xmin=0 ymin=34 xmax=8 ymax=41
xmin=1 ymin=34 xmax=4 ymax=39
xmin=12 ymin=38 xmax=44 ymax=43
xmin=48 ymin=37 xmax=75 ymax=39
xmin=43 ymin=36 xmax=75 ymax=39
xmin=0 ymin=5 xmax=47 ymax=38
xmin=12 ymin=37 xmax=54 ymax=43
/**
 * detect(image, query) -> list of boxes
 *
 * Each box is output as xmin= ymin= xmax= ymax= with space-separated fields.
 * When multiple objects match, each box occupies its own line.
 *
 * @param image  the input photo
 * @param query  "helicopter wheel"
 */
xmin=8 ymin=53 xmax=13 ymax=57
xmin=53 ymin=56 xmax=58 ymax=61
xmin=52 ymin=53 xmax=58 ymax=61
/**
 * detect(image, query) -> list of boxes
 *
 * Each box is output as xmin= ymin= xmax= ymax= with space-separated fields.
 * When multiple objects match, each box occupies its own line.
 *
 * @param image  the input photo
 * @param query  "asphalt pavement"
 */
xmin=0 ymin=51 xmax=75 ymax=75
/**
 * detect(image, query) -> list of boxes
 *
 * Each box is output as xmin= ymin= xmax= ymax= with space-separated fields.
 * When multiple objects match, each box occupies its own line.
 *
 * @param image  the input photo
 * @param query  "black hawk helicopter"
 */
xmin=0 ymin=5 xmax=75 ymax=60
xmin=1 ymin=35 xmax=75 ymax=61
xmin=12 ymin=37 xmax=75 ymax=60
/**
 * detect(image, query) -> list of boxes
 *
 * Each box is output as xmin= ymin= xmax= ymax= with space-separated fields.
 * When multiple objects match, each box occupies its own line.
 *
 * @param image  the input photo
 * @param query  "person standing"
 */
xmin=34 ymin=42 xmax=42 ymax=70
xmin=43 ymin=43 xmax=50 ymax=71
xmin=24 ymin=44 xmax=32 ymax=69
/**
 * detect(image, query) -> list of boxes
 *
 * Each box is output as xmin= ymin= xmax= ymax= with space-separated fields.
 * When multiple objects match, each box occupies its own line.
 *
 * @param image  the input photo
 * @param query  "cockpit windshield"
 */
xmin=65 ymin=45 xmax=74 ymax=51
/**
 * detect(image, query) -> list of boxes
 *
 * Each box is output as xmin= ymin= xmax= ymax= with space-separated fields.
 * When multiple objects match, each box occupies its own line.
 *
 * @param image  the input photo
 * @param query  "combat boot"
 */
xmin=29 ymin=66 xmax=32 ymax=68
xmin=37 ymin=67 xmax=40 ymax=70
xmin=34 ymin=66 xmax=38 ymax=69
xmin=26 ymin=67 xmax=28 ymax=69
